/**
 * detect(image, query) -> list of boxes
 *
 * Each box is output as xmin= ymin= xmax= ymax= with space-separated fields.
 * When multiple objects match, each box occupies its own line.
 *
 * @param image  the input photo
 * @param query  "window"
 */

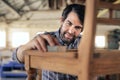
xmin=12 ymin=32 xmax=29 ymax=48
xmin=0 ymin=31 xmax=6 ymax=48
xmin=95 ymin=36 xmax=105 ymax=48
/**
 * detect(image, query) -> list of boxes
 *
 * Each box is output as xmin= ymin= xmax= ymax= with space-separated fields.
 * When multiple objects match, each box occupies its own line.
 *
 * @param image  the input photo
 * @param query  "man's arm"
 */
xmin=12 ymin=34 xmax=60 ymax=63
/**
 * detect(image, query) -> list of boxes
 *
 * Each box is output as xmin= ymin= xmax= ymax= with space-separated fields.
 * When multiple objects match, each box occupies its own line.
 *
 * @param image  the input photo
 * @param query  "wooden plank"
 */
xmin=25 ymin=54 xmax=36 ymax=80
xmin=77 ymin=0 xmax=97 ymax=80
xmin=92 ymin=49 xmax=120 ymax=76
xmin=24 ymin=50 xmax=77 ymax=58
xmin=29 ymin=55 xmax=81 ymax=75
xmin=25 ymin=54 xmax=30 ymax=71
xmin=36 ymin=70 xmax=42 ymax=80
xmin=97 ymin=18 xmax=120 ymax=25
xmin=98 ymin=2 xmax=120 ymax=10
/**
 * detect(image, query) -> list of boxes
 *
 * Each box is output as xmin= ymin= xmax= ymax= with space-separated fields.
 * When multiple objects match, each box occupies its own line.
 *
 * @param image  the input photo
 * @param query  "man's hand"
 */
xmin=31 ymin=34 xmax=60 ymax=52
xmin=17 ymin=34 xmax=60 ymax=63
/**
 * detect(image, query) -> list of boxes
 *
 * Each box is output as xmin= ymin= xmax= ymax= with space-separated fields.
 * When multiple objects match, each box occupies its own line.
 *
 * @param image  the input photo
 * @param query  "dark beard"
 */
xmin=60 ymin=32 xmax=76 ymax=45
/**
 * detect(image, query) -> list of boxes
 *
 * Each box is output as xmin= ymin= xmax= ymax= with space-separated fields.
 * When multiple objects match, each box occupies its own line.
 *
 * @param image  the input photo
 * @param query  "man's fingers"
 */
xmin=36 ymin=35 xmax=47 ymax=52
xmin=53 ymin=38 xmax=61 ymax=45
xmin=33 ymin=39 xmax=43 ymax=52
xmin=33 ymin=34 xmax=60 ymax=52
xmin=41 ymin=34 xmax=56 ymax=46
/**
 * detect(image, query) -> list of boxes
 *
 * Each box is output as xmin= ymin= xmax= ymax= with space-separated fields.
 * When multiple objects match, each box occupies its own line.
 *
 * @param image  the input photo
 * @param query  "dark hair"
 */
xmin=62 ymin=4 xmax=85 ymax=25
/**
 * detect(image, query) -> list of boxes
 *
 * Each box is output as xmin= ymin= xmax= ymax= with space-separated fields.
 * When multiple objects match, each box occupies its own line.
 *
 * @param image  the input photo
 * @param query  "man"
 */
xmin=13 ymin=4 xmax=85 ymax=80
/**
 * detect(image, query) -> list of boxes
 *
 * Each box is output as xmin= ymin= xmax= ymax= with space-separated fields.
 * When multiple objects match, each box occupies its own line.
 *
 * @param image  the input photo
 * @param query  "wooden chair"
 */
xmin=24 ymin=0 xmax=120 ymax=80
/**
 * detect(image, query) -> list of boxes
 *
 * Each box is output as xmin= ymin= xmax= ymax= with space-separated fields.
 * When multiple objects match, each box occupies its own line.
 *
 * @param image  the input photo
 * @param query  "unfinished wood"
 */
xmin=98 ymin=1 xmax=120 ymax=10
xmin=29 ymin=55 xmax=80 ymax=75
xmin=24 ymin=49 xmax=120 ymax=78
xmin=36 ymin=70 xmax=42 ymax=80
xmin=77 ymin=0 xmax=97 ymax=80
xmin=97 ymin=18 xmax=120 ymax=25
xmin=25 ymin=55 xmax=36 ymax=80
xmin=24 ymin=50 xmax=77 ymax=59
xmin=25 ymin=54 xmax=30 ymax=71
xmin=92 ymin=49 xmax=120 ymax=76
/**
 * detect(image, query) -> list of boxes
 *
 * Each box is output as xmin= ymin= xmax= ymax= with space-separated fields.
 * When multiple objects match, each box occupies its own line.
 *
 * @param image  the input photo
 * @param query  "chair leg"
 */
xmin=26 ymin=69 xmax=36 ymax=80
xmin=36 ymin=69 xmax=42 ymax=80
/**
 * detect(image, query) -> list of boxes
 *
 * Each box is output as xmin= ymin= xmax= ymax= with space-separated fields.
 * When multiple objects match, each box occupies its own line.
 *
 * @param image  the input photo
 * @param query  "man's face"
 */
xmin=60 ymin=11 xmax=83 ymax=44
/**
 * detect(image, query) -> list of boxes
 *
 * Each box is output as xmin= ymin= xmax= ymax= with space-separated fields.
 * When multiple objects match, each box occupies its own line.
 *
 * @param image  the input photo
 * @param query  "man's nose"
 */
xmin=68 ymin=26 xmax=75 ymax=34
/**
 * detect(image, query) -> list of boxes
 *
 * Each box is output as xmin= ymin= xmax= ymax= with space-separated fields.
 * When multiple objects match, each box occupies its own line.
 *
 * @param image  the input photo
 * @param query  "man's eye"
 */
xmin=75 ymin=26 xmax=82 ymax=30
xmin=66 ymin=21 xmax=72 ymax=26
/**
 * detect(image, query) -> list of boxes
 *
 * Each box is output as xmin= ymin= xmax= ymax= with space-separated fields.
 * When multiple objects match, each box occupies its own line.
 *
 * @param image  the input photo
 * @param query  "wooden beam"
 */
xmin=97 ymin=0 xmax=120 ymax=17
xmin=1 ymin=0 xmax=20 ymax=18
xmin=98 ymin=1 xmax=120 ymax=10
xmin=97 ymin=18 xmax=120 ymax=25
xmin=92 ymin=49 xmax=120 ymax=76
xmin=30 ymin=55 xmax=80 ymax=75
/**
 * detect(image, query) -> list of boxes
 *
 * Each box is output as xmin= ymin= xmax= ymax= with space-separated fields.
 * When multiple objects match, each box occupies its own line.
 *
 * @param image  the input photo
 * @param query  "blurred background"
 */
xmin=0 ymin=0 xmax=120 ymax=80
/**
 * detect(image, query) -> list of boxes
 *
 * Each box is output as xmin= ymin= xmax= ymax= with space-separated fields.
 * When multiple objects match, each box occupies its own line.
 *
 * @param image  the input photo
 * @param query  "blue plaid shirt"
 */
xmin=12 ymin=29 xmax=81 ymax=80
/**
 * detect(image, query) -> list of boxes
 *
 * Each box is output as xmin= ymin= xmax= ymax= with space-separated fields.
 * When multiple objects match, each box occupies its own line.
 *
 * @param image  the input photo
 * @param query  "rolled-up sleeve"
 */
xmin=12 ymin=48 xmax=23 ymax=64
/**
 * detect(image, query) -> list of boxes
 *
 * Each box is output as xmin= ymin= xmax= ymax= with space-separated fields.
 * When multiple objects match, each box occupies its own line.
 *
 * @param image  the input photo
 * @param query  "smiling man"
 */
xmin=13 ymin=4 xmax=85 ymax=80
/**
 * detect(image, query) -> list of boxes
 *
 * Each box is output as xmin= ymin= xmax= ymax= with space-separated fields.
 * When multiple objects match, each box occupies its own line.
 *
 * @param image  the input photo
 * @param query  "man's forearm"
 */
xmin=16 ymin=45 xmax=27 ymax=63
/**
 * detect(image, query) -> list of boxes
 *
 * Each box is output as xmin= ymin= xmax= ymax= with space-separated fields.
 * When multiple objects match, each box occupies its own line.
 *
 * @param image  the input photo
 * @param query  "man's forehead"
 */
xmin=66 ymin=12 xmax=82 ymax=25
